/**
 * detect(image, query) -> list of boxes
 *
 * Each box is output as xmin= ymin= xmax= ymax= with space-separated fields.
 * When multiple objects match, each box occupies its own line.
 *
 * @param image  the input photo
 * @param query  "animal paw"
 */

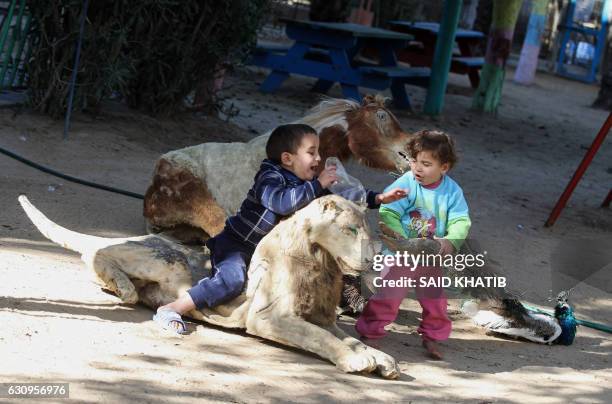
xmin=367 ymin=348 xmax=400 ymax=379
xmin=118 ymin=289 xmax=139 ymax=304
xmin=336 ymin=351 xmax=377 ymax=374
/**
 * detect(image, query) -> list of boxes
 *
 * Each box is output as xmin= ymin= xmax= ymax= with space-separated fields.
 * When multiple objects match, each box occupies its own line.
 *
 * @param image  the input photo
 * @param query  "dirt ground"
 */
xmin=0 ymin=61 xmax=611 ymax=403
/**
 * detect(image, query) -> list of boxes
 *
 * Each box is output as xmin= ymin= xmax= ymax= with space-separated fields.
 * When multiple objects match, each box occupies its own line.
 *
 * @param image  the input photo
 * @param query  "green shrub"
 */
xmin=26 ymin=0 xmax=269 ymax=118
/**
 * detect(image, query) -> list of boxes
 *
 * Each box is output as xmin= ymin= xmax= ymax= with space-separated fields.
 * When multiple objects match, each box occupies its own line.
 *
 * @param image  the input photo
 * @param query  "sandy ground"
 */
xmin=0 ymin=60 xmax=611 ymax=403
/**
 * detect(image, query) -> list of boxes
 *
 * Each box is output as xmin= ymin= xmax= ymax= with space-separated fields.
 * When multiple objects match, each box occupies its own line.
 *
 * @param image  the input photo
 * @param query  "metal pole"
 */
xmin=17 ymin=21 xmax=34 ymax=87
xmin=556 ymin=0 xmax=576 ymax=73
xmin=0 ymin=0 xmax=17 ymax=51
xmin=545 ymin=112 xmax=612 ymax=226
xmin=63 ymin=0 xmax=89 ymax=140
xmin=424 ymin=0 xmax=463 ymax=115
xmin=0 ymin=0 xmax=18 ymax=89
xmin=0 ymin=0 xmax=25 ymax=88
xmin=8 ymin=14 xmax=31 ymax=87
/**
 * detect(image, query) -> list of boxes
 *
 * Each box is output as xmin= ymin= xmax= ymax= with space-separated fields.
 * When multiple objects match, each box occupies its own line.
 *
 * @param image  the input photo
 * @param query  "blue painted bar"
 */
xmin=556 ymin=0 xmax=576 ymax=71
xmin=557 ymin=24 xmax=598 ymax=36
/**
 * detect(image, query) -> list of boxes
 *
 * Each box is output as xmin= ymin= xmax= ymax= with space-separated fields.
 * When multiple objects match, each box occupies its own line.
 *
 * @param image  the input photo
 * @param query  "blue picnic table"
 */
xmin=389 ymin=21 xmax=486 ymax=88
xmin=249 ymin=19 xmax=430 ymax=109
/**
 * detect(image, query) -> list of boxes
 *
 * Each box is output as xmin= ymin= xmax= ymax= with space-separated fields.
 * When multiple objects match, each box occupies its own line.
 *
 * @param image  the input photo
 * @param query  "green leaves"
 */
xmin=26 ymin=0 xmax=269 ymax=117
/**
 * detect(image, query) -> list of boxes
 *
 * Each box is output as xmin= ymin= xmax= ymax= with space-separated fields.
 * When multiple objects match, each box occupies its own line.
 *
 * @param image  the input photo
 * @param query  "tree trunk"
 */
xmin=472 ymin=0 xmax=524 ymax=113
xmin=460 ymin=0 xmax=479 ymax=29
xmin=546 ymin=0 xmax=564 ymax=70
xmin=474 ymin=0 xmax=493 ymax=33
xmin=514 ymin=0 xmax=548 ymax=85
xmin=593 ymin=32 xmax=612 ymax=110
xmin=309 ymin=0 xmax=352 ymax=22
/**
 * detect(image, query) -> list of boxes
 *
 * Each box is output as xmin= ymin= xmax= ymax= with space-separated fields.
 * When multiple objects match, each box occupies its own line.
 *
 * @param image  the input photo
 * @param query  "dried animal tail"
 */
xmin=18 ymin=195 xmax=127 ymax=255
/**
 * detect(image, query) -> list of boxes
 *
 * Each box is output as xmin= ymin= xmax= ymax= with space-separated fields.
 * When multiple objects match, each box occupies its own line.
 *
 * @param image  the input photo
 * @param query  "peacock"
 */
xmin=377 ymin=223 xmax=577 ymax=345
xmin=552 ymin=290 xmax=578 ymax=345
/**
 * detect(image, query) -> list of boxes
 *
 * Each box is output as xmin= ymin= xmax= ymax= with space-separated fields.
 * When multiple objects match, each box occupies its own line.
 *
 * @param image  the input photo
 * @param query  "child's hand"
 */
xmin=376 ymin=188 xmax=408 ymax=204
xmin=317 ymin=166 xmax=338 ymax=189
xmin=434 ymin=236 xmax=455 ymax=256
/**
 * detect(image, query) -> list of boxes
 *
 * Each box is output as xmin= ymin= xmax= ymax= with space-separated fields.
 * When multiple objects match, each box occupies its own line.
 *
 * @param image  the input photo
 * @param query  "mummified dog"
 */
xmin=19 ymin=195 xmax=438 ymax=378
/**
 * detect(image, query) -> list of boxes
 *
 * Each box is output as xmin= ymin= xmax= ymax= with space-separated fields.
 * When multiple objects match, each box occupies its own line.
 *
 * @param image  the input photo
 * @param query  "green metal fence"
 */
xmin=0 ymin=0 xmax=33 ymax=89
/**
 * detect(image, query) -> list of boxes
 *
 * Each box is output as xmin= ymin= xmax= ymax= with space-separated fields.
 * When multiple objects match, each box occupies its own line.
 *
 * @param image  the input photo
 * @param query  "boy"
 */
xmin=154 ymin=123 xmax=407 ymax=333
xmin=355 ymin=130 xmax=471 ymax=359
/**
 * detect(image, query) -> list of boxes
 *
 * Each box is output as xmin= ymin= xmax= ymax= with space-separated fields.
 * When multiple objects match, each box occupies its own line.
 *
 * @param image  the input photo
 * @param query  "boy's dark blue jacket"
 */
xmin=225 ymin=159 xmax=380 ymax=248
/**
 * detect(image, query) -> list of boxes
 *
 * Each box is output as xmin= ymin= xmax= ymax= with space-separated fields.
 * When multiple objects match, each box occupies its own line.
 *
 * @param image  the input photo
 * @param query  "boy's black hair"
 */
xmin=266 ymin=123 xmax=317 ymax=163
xmin=407 ymin=130 xmax=458 ymax=168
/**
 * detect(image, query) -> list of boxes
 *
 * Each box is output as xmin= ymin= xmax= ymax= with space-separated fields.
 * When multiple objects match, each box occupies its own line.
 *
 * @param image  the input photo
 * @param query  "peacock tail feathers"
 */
xmin=462 ymin=300 xmax=562 ymax=344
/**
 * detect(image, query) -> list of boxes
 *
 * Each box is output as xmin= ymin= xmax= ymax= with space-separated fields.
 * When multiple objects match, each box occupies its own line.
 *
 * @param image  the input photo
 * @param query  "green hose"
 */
xmin=523 ymin=304 xmax=612 ymax=334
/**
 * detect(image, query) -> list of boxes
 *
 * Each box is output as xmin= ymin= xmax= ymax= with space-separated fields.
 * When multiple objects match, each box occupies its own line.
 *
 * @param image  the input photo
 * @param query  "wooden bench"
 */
xmin=451 ymin=56 xmax=484 ymax=69
xmin=359 ymin=65 xmax=430 ymax=83
xmin=450 ymin=56 xmax=484 ymax=88
xmin=389 ymin=21 xmax=486 ymax=89
xmin=359 ymin=66 xmax=430 ymax=109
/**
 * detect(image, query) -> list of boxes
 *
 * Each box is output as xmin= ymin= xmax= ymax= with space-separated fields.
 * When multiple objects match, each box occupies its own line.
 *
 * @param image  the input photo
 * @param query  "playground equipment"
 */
xmin=556 ymin=0 xmax=611 ymax=83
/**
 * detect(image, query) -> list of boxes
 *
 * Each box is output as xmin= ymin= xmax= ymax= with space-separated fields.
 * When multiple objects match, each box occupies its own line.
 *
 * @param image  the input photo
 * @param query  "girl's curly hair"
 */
xmin=407 ymin=130 xmax=457 ymax=169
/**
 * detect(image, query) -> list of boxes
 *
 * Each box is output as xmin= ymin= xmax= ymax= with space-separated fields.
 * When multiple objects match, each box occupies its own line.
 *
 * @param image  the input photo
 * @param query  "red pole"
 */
xmin=545 ymin=112 xmax=612 ymax=227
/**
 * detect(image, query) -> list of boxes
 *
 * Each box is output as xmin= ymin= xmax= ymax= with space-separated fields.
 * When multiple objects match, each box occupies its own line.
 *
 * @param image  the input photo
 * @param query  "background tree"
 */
xmin=26 ymin=0 xmax=268 ymax=118
xmin=514 ymin=0 xmax=548 ymax=85
xmin=592 ymin=1 xmax=612 ymax=110
xmin=545 ymin=0 xmax=565 ymax=69
xmin=472 ymin=0 xmax=524 ymax=113
xmin=460 ymin=0 xmax=480 ymax=29
xmin=593 ymin=34 xmax=612 ymax=110
xmin=474 ymin=0 xmax=494 ymax=33
xmin=309 ymin=0 xmax=352 ymax=22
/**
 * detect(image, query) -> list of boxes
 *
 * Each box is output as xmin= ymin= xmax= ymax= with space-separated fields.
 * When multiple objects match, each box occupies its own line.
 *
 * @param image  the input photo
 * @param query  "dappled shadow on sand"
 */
xmin=336 ymin=307 xmax=611 ymax=374
xmin=0 ymin=296 xmax=147 ymax=324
